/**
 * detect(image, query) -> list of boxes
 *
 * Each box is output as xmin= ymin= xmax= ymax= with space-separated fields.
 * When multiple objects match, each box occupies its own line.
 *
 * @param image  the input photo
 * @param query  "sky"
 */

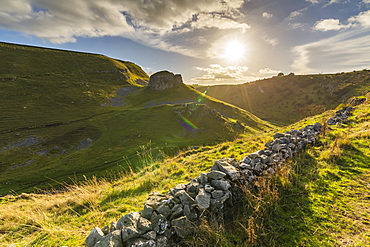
xmin=0 ymin=0 xmax=370 ymax=85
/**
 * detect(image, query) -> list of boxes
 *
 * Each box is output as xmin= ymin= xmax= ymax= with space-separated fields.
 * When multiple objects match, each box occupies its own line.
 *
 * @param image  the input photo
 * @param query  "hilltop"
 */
xmin=196 ymin=71 xmax=370 ymax=125
xmin=0 ymin=42 xmax=271 ymax=195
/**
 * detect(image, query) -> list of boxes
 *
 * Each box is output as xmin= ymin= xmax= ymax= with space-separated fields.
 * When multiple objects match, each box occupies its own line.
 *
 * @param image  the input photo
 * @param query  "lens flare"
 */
xmin=180 ymin=116 xmax=198 ymax=131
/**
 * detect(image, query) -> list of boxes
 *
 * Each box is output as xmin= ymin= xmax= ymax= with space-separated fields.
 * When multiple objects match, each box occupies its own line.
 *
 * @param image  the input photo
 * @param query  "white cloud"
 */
xmin=193 ymin=64 xmax=249 ymax=81
xmin=288 ymin=8 xmax=307 ymax=20
xmin=292 ymin=29 xmax=370 ymax=73
xmin=259 ymin=68 xmax=281 ymax=75
xmin=313 ymin=10 xmax=370 ymax=32
xmin=0 ymin=0 xmax=249 ymax=57
xmin=363 ymin=0 xmax=370 ymax=3
xmin=190 ymin=13 xmax=250 ymax=33
xmin=263 ymin=36 xmax=278 ymax=46
xmin=313 ymin=18 xmax=351 ymax=31
xmin=349 ymin=10 xmax=370 ymax=28
xmin=305 ymin=0 xmax=320 ymax=3
xmin=262 ymin=12 xmax=273 ymax=19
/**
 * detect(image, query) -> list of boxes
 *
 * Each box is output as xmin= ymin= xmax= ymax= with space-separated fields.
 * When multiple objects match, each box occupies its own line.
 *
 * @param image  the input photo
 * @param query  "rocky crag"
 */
xmin=86 ymin=99 xmax=365 ymax=247
xmin=147 ymin=71 xmax=183 ymax=91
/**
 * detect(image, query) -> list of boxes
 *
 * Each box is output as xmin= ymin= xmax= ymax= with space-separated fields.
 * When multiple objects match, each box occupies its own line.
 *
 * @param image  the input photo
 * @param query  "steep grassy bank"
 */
xmin=1 ymin=100 xmax=368 ymax=246
xmin=196 ymin=71 xmax=370 ymax=125
xmin=0 ymin=42 xmax=271 ymax=195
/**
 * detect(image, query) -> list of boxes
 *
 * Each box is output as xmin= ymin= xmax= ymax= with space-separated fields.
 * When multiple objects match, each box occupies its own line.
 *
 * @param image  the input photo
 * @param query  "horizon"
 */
xmin=1 ymin=0 xmax=370 ymax=84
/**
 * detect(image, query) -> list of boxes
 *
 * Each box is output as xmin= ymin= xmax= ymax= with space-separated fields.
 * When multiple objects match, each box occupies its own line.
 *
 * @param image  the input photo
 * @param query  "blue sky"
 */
xmin=1 ymin=0 xmax=369 ymax=85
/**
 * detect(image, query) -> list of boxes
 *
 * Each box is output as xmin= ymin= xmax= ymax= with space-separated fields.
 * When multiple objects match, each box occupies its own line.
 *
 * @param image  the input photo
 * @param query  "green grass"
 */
xmin=185 ymin=101 xmax=370 ymax=246
xmin=0 ymin=101 xmax=368 ymax=246
xmin=0 ymin=42 xmax=271 ymax=195
xmin=196 ymin=71 xmax=370 ymax=125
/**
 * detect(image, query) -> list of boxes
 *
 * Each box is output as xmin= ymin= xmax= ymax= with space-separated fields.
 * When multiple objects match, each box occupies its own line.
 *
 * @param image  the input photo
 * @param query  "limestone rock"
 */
xmin=148 ymin=71 xmax=183 ymax=90
xmin=207 ymin=170 xmax=226 ymax=180
xmin=121 ymin=227 xmax=140 ymax=242
xmin=117 ymin=212 xmax=140 ymax=230
xmin=211 ymin=158 xmax=240 ymax=180
xmin=86 ymin=227 xmax=104 ymax=247
xmin=171 ymin=216 xmax=193 ymax=238
xmin=94 ymin=230 xmax=122 ymax=247
xmin=151 ymin=213 xmax=168 ymax=234
xmin=211 ymin=179 xmax=231 ymax=191
xmin=137 ymin=217 xmax=153 ymax=231
xmin=126 ymin=238 xmax=156 ymax=247
xmin=195 ymin=188 xmax=211 ymax=210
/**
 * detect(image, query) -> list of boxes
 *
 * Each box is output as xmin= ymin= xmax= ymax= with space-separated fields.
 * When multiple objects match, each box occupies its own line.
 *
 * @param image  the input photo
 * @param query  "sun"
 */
xmin=222 ymin=40 xmax=245 ymax=62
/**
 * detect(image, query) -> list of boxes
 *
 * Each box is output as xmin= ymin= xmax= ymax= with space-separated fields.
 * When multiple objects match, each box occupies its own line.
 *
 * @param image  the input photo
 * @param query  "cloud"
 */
xmin=288 ymin=8 xmax=307 ymax=20
xmin=0 ymin=0 xmax=249 ymax=57
xmin=313 ymin=18 xmax=351 ymax=31
xmin=189 ymin=13 xmax=250 ymax=33
xmin=259 ymin=68 xmax=282 ymax=75
xmin=263 ymin=36 xmax=278 ymax=46
xmin=292 ymin=29 xmax=370 ymax=73
xmin=349 ymin=10 xmax=370 ymax=28
xmin=305 ymin=0 xmax=320 ymax=3
xmin=313 ymin=10 xmax=370 ymax=32
xmin=193 ymin=64 xmax=249 ymax=81
xmin=262 ymin=12 xmax=273 ymax=19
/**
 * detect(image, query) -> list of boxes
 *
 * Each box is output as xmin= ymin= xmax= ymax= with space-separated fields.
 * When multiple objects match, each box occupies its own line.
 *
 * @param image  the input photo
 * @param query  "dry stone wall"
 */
xmin=86 ymin=103 xmax=360 ymax=247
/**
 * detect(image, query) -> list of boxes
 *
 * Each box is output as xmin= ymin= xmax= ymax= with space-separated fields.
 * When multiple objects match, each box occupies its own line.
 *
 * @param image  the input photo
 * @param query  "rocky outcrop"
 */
xmin=86 ymin=103 xmax=362 ymax=247
xmin=147 ymin=71 xmax=183 ymax=90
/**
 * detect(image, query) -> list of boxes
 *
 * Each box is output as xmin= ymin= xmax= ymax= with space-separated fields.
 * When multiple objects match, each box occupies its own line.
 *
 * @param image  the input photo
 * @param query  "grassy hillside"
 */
xmin=0 ymin=97 xmax=368 ymax=246
xmin=196 ymin=71 xmax=370 ymax=125
xmin=0 ymin=42 xmax=271 ymax=195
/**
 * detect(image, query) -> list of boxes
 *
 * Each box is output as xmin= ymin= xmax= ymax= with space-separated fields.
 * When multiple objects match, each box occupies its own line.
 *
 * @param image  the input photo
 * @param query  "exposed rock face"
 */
xmin=147 ymin=71 xmax=183 ymax=90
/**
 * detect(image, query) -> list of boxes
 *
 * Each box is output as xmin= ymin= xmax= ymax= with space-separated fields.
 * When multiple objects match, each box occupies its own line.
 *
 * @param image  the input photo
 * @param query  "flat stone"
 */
xmin=195 ymin=188 xmax=211 ymax=210
xmin=174 ymin=183 xmax=186 ymax=191
xmin=211 ymin=159 xmax=240 ymax=180
xmin=176 ymin=190 xmax=195 ymax=205
xmin=211 ymin=190 xmax=224 ymax=199
xmin=94 ymin=230 xmax=123 ymax=247
xmin=273 ymin=133 xmax=286 ymax=139
xmin=156 ymin=203 xmax=171 ymax=218
xmin=171 ymin=216 xmax=193 ymax=238
xmin=211 ymin=179 xmax=231 ymax=191
xmin=140 ymin=204 xmax=154 ymax=220
xmin=169 ymin=204 xmax=184 ymax=220
xmin=142 ymin=230 xmax=157 ymax=240
xmin=101 ymin=225 xmax=109 ymax=235
xmin=151 ymin=213 xmax=168 ymax=234
xmin=239 ymin=162 xmax=252 ymax=169
xmin=144 ymin=192 xmax=168 ymax=210
xmin=110 ymin=222 xmax=117 ymax=233
xmin=242 ymin=156 xmax=251 ymax=164
xmin=126 ymin=238 xmax=156 ymax=247
xmin=117 ymin=212 xmax=140 ymax=229
xmin=183 ymin=205 xmax=197 ymax=221
xmin=156 ymin=236 xmax=169 ymax=247
xmin=199 ymin=173 xmax=208 ymax=185
xmin=248 ymin=152 xmax=259 ymax=158
xmin=86 ymin=227 xmax=104 ymax=247
xmin=137 ymin=217 xmax=153 ymax=231
xmin=204 ymin=184 xmax=214 ymax=193
xmin=186 ymin=181 xmax=199 ymax=193
xmin=121 ymin=227 xmax=140 ymax=242
xmin=206 ymin=170 xmax=226 ymax=180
